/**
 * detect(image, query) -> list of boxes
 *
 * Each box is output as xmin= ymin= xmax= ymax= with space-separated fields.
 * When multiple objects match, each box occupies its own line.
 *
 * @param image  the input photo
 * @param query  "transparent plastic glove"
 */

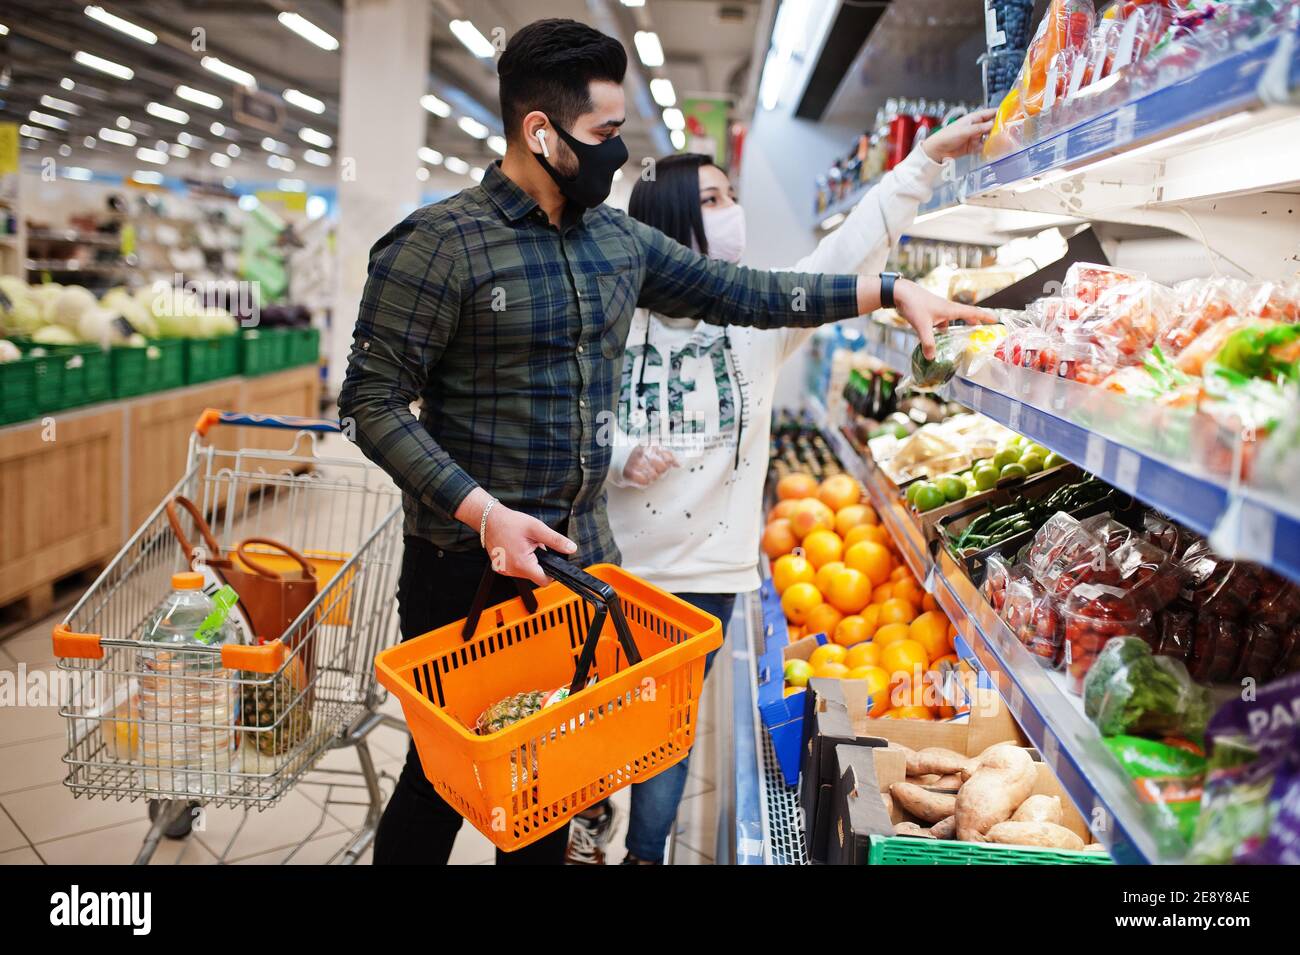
xmin=622 ymin=444 xmax=680 ymax=488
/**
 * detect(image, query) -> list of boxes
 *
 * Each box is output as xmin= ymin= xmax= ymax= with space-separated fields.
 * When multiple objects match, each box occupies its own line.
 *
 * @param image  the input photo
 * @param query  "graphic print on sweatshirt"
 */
xmin=616 ymin=321 xmax=745 ymax=458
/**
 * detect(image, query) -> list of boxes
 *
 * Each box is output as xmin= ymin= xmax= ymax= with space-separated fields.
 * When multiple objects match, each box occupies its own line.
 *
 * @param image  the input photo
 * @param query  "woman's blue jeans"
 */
xmin=624 ymin=590 xmax=735 ymax=862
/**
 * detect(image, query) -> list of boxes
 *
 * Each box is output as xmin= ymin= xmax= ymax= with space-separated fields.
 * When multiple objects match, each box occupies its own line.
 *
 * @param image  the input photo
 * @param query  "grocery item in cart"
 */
xmin=475 ymin=687 xmax=574 ymax=735
xmin=241 ymin=644 xmax=312 ymax=757
xmin=136 ymin=573 xmax=242 ymax=795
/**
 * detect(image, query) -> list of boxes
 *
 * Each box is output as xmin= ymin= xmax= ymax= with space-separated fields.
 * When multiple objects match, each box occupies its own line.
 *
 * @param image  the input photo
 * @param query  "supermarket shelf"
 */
xmin=25 ymin=259 xmax=128 ymax=274
xmin=817 ymin=418 xmax=1161 ymax=864
xmin=915 ymin=29 xmax=1300 ymax=244
xmin=27 ymin=229 xmax=121 ymax=246
xmin=852 ymin=324 xmax=1300 ymax=587
xmin=730 ymin=586 xmax=809 ymax=865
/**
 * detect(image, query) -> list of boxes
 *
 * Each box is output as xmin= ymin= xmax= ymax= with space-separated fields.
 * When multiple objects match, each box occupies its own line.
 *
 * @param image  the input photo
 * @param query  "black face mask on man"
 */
xmin=533 ymin=121 xmax=628 ymax=210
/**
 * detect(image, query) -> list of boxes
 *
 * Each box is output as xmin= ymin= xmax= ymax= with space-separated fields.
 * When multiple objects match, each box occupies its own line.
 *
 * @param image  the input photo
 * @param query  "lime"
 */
xmin=1027 ymin=443 xmax=1050 ymax=459
xmin=784 ymin=658 xmax=815 ymax=688
xmin=912 ymin=482 xmax=946 ymax=512
xmin=1005 ymin=435 xmax=1026 ymax=448
xmin=999 ymin=462 xmax=1028 ymax=481
xmin=905 ymin=481 xmax=923 ymax=505
xmin=993 ymin=447 xmax=1020 ymax=471
xmin=973 ymin=465 xmax=999 ymax=491
xmin=963 ymin=473 xmax=979 ymax=490
xmin=1020 ymin=452 xmax=1044 ymax=475
xmin=1043 ymin=451 xmax=1065 ymax=469
xmin=937 ymin=476 xmax=967 ymax=503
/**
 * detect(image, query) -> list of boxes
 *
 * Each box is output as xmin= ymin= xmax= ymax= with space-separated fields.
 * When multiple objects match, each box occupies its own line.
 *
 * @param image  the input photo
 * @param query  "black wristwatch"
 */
xmin=879 ymin=271 xmax=901 ymax=309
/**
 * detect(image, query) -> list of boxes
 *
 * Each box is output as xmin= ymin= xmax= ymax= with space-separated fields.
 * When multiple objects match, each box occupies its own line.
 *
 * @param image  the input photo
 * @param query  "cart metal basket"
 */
xmin=52 ymin=409 xmax=406 ymax=863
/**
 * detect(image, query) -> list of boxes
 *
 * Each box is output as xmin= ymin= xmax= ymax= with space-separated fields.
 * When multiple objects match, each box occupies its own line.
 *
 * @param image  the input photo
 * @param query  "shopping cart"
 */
xmin=53 ymin=409 xmax=406 ymax=864
xmin=376 ymin=550 xmax=723 ymax=852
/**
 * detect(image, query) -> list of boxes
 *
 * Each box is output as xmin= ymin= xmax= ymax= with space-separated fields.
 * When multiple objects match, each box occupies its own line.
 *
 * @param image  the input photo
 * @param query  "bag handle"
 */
xmin=166 ymin=495 xmax=231 ymax=570
xmin=235 ymin=537 xmax=317 ymax=582
xmin=461 ymin=550 xmax=643 ymax=696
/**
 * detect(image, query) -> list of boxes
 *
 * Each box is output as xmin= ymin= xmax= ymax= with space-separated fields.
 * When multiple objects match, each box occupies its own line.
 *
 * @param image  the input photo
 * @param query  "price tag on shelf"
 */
xmin=1007 ymin=400 xmax=1022 ymax=431
xmin=984 ymin=0 xmax=1006 ymax=48
xmin=1216 ymin=497 xmax=1278 ymax=567
xmin=1042 ymin=730 xmax=1060 ymax=773
xmin=1114 ymin=448 xmax=1141 ymax=494
xmin=1084 ymin=433 xmax=1106 ymax=475
xmin=1007 ymin=682 xmax=1024 ymax=716
xmin=969 ymin=386 xmax=983 ymax=412
xmin=1114 ymin=104 xmax=1137 ymax=145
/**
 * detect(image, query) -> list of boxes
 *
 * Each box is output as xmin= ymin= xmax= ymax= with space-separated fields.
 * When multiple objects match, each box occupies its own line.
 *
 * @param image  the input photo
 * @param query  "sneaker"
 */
xmin=619 ymin=852 xmax=660 ymax=865
xmin=566 ymin=800 xmax=616 ymax=865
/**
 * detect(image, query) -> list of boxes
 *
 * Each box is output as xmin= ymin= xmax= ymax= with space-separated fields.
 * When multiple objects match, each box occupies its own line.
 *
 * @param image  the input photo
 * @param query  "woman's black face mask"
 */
xmin=534 ymin=121 xmax=628 ymax=209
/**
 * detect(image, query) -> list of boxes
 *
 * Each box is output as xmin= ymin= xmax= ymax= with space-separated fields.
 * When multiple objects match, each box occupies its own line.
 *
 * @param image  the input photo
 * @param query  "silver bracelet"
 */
xmin=479 ymin=497 xmax=498 ymax=550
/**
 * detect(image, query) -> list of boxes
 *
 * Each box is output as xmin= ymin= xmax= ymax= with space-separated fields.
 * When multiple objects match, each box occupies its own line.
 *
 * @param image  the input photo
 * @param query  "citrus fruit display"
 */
xmin=825 ymin=566 xmax=872 ymax=614
xmin=808 ymin=643 xmax=848 ymax=670
xmin=762 ymin=518 xmax=797 ymax=559
xmin=844 ymin=641 xmax=881 ymax=669
xmin=790 ymin=498 xmax=835 ymax=539
xmin=814 ymin=560 xmax=845 ymax=594
xmin=771 ymin=552 xmax=815 ymax=594
xmin=834 ymin=503 xmax=877 ymax=536
xmin=801 ymin=529 xmax=843 ymax=569
xmin=776 ymin=473 xmax=818 ymax=500
xmin=803 ymin=602 xmax=844 ymax=639
xmin=833 ymin=614 xmax=871 ymax=647
xmin=781 ymin=581 xmax=823 ymax=625
xmin=844 ymin=540 xmax=891 ymax=586
xmin=783 ymin=658 xmax=814 ymax=687
xmin=817 ymin=473 xmax=862 ymax=511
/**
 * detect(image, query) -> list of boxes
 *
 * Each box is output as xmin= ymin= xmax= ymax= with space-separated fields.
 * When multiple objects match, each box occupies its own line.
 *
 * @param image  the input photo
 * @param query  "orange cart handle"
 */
xmin=194 ymin=408 xmax=343 ymax=437
xmin=53 ymin=624 xmax=103 ymax=660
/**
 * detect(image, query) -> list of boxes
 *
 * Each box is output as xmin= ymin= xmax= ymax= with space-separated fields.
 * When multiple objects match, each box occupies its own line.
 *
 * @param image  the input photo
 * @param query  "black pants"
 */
xmin=373 ymin=537 xmax=572 ymax=865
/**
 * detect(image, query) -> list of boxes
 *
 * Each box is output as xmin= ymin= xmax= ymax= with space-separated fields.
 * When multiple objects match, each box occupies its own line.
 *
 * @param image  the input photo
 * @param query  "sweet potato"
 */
xmin=985 ymin=821 xmax=1085 ymax=851
xmin=955 ymin=745 xmax=1035 ymax=840
xmin=910 ymin=747 xmax=976 ymax=777
xmin=930 ymin=815 xmax=957 ymax=839
xmin=930 ymin=773 xmax=963 ymax=790
xmin=893 ymin=821 xmax=936 ymax=838
xmin=890 ymin=782 xmax=957 ymax=824
xmin=908 ymin=773 xmax=941 ymax=786
xmin=1012 ymin=794 xmax=1063 ymax=825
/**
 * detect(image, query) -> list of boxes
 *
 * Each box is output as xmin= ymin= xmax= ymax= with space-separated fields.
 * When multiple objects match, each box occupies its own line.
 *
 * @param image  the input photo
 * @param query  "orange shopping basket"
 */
xmin=374 ymin=550 xmax=723 ymax=851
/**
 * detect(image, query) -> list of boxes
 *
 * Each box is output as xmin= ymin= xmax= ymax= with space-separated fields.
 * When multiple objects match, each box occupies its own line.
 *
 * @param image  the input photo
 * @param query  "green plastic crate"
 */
xmin=57 ymin=344 xmax=111 ymax=408
xmin=241 ymin=327 xmax=290 ymax=376
xmin=184 ymin=335 xmax=241 ymax=384
xmin=865 ymin=835 xmax=1113 ymax=865
xmin=285 ymin=326 xmax=320 ymax=369
xmin=111 ymin=339 xmax=185 ymax=398
xmin=0 ymin=355 xmax=40 ymax=425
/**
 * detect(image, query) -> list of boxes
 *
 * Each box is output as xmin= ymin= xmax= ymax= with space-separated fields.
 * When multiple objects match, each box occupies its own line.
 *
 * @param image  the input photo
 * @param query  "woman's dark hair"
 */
xmin=627 ymin=153 xmax=719 ymax=255
xmin=498 ymin=19 xmax=627 ymax=143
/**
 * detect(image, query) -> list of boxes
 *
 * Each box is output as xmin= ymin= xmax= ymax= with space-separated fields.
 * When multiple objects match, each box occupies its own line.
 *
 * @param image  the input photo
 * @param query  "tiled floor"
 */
xmin=2 ymin=432 xmax=725 ymax=864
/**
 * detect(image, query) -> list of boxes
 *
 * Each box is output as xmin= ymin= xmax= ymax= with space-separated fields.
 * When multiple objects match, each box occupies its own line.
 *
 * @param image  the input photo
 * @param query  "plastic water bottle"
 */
xmin=137 ymin=572 xmax=241 ymax=795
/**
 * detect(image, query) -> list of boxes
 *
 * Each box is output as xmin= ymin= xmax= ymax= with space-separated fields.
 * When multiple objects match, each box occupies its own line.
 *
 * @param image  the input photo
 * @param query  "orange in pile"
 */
xmin=769 ymin=472 xmax=966 ymax=721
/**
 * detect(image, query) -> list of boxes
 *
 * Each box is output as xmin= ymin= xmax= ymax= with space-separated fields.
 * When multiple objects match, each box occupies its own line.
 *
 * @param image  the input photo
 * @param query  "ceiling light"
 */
xmin=227 ymin=144 xmax=241 ymax=157
xmin=61 ymin=77 xmax=75 ymax=91
xmin=268 ymin=155 xmax=296 ymax=172
xmin=303 ymin=149 xmax=332 ymax=167
xmin=83 ymin=5 xmax=156 ymax=44
xmin=283 ymin=88 xmax=325 ymax=114
xmin=201 ymin=56 xmax=256 ymax=89
xmin=169 ymin=143 xmax=189 ymax=158
xmin=0 ymin=24 xmax=8 ymax=35
xmin=176 ymin=131 xmax=192 ymax=145
xmin=277 ymin=12 xmax=338 ymax=51
xmin=147 ymin=101 xmax=189 ymax=124
xmin=210 ymin=152 xmax=231 ymax=168
xmin=261 ymin=137 xmax=288 ymax=154
xmin=58 ymin=144 xmax=73 ymax=157
xmin=444 ymin=155 xmax=469 ymax=175
xmin=41 ymin=95 xmax=82 ymax=116
xmin=63 ymin=166 xmax=93 ymax=181
xmin=116 ymin=115 xmax=131 ymax=129
xmin=176 ymin=85 xmax=222 ymax=110
xmin=277 ymin=178 xmax=306 ymax=192
xmin=98 ymin=127 xmax=136 ymax=146
xmin=210 ymin=122 xmax=226 ymax=137
xmin=487 ymin=135 xmax=506 ymax=156
xmin=83 ymin=136 xmax=97 ymax=148
xmin=416 ymin=167 xmax=430 ymax=182
xmin=470 ymin=167 xmax=484 ymax=182
xmin=298 ymin=127 xmax=332 ymax=149
xmin=622 ymin=0 xmax=645 ymax=5
xmin=136 ymin=146 xmax=168 ymax=164
xmin=19 ymin=125 xmax=48 ymax=140
xmin=73 ymin=51 xmax=134 ymax=80
xmin=132 ymin=170 xmax=164 ymax=185
xmin=649 ymin=78 xmax=676 ymax=108
xmin=28 ymin=110 xmax=69 ymax=131
xmin=418 ymin=147 xmax=444 ymax=166
xmin=662 ymin=108 xmax=685 ymax=131
xmin=457 ymin=116 xmax=489 ymax=139
xmin=634 ymin=31 xmax=664 ymax=68
xmin=420 ymin=94 xmax=451 ymax=117
xmin=670 ymin=129 xmax=685 ymax=150
xmin=449 ymin=19 xmax=495 ymax=58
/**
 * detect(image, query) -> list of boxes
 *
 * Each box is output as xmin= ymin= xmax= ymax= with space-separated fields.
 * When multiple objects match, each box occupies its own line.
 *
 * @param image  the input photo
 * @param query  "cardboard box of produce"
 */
xmin=757 ymin=623 xmax=822 ymax=788
xmin=828 ymin=740 xmax=1094 ymax=864
xmin=801 ymin=681 xmax=1018 ymax=862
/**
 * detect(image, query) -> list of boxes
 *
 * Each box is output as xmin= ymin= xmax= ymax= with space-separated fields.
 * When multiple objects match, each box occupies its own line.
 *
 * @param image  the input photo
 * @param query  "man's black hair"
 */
xmin=628 ymin=153 xmax=719 ymax=255
xmin=497 ymin=18 xmax=627 ymax=143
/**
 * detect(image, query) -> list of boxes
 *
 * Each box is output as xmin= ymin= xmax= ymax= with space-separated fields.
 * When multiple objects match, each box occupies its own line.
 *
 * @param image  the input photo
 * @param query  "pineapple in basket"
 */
xmin=476 ymin=690 xmax=549 ymax=736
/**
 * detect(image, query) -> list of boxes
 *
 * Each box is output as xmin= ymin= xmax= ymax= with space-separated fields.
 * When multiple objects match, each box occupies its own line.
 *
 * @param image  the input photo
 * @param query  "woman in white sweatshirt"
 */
xmin=566 ymin=110 xmax=995 ymax=866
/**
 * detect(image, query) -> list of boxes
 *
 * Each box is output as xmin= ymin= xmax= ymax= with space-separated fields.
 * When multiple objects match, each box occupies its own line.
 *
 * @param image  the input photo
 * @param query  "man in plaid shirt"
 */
xmin=341 ymin=19 xmax=987 ymax=866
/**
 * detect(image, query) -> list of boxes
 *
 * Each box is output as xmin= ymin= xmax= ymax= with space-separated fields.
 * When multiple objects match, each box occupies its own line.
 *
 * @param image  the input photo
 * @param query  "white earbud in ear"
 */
xmin=536 ymin=128 xmax=550 ymax=159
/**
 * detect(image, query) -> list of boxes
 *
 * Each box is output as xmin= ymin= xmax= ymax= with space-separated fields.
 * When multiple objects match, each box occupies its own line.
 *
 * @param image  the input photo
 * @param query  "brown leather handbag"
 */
xmin=165 ymin=496 xmax=319 ymax=645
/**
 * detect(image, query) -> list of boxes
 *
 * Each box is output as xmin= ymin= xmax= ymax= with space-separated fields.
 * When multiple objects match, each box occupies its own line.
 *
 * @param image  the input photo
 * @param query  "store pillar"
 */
xmin=330 ymin=0 xmax=431 ymax=398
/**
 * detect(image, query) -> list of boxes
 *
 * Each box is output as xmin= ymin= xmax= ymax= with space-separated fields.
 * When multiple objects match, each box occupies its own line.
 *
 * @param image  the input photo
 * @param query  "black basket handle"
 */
xmin=461 ymin=549 xmax=643 ymax=696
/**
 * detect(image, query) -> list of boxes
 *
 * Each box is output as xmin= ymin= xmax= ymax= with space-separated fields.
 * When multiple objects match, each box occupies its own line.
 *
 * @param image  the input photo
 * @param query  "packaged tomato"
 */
xmin=1153 ymin=600 xmax=1195 ymax=661
xmin=1005 ymin=572 xmax=1064 ymax=666
xmin=1173 ymin=315 xmax=1267 ymax=376
xmin=1077 ymin=279 xmax=1171 ymax=364
xmin=1234 ymin=621 xmax=1287 ymax=684
xmin=1110 ymin=536 xmax=1184 ymax=613
xmin=1055 ymin=333 xmax=1116 ymax=384
xmin=1157 ymin=277 xmax=1250 ymax=356
xmin=1246 ymin=280 xmax=1300 ymax=323
xmin=1030 ymin=513 xmax=1133 ymax=598
xmin=982 ymin=552 xmax=1014 ymax=611
xmin=1062 ymin=584 xmax=1153 ymax=694
xmin=1254 ymin=571 xmax=1300 ymax=629
xmin=1062 ymin=262 xmax=1147 ymax=308
xmin=1179 ymin=539 xmax=1261 ymax=620
xmin=1187 ymin=614 xmax=1243 ymax=684
xmin=1140 ymin=510 xmax=1182 ymax=556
